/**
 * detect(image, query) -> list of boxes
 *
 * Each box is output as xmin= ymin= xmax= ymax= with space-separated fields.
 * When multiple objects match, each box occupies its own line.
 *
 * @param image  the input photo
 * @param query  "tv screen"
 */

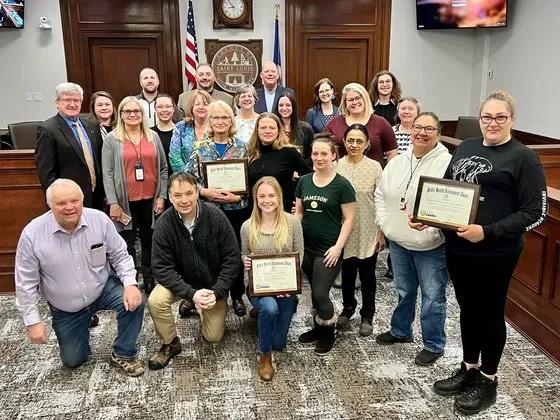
xmin=0 ymin=0 xmax=25 ymax=29
xmin=417 ymin=0 xmax=507 ymax=30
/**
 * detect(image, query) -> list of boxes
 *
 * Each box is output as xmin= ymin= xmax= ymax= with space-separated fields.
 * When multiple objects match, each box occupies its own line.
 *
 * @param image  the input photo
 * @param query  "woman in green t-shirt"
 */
xmin=294 ymin=134 xmax=356 ymax=356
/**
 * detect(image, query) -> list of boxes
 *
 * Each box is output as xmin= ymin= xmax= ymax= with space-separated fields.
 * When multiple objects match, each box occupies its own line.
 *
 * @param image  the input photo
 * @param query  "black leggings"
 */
xmin=302 ymin=252 xmax=342 ymax=321
xmin=119 ymin=199 xmax=154 ymax=284
xmin=341 ymin=254 xmax=378 ymax=320
xmin=447 ymin=248 xmax=522 ymax=375
xmin=222 ymin=206 xmax=250 ymax=300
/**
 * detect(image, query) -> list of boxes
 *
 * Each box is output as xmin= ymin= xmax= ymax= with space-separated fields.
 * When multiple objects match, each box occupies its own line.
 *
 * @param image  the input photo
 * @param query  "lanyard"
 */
xmin=400 ymin=155 xmax=422 ymax=211
xmin=126 ymin=130 xmax=143 ymax=164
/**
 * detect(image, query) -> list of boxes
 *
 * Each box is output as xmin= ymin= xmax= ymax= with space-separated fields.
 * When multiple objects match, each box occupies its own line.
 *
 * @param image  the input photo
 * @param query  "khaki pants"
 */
xmin=148 ymin=284 xmax=227 ymax=344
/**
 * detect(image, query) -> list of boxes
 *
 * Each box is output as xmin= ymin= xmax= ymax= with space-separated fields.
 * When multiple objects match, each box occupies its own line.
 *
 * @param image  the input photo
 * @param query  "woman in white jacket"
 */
xmin=374 ymin=112 xmax=451 ymax=366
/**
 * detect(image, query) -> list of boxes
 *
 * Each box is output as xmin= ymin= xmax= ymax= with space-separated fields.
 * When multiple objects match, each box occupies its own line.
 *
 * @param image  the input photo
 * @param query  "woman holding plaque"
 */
xmin=169 ymin=89 xmax=211 ymax=173
xmin=241 ymin=176 xmax=304 ymax=381
xmin=426 ymin=91 xmax=547 ymax=415
xmin=324 ymin=83 xmax=398 ymax=167
xmin=247 ymin=113 xmax=311 ymax=213
xmin=102 ymin=96 xmax=168 ymax=295
xmin=273 ymin=92 xmax=314 ymax=166
xmin=336 ymin=124 xmax=384 ymax=336
xmin=188 ymin=100 xmax=249 ymax=316
xmin=295 ymin=135 xmax=356 ymax=356
xmin=373 ymin=112 xmax=451 ymax=366
xmin=234 ymin=84 xmax=259 ymax=144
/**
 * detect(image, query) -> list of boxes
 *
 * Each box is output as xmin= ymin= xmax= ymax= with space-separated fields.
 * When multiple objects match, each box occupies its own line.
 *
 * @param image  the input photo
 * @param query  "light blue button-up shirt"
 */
xmin=264 ymin=89 xmax=276 ymax=113
xmin=15 ymin=208 xmax=137 ymax=325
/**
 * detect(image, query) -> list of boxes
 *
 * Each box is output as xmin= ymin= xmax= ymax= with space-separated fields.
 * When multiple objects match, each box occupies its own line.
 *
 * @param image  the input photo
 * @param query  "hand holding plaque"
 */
xmin=202 ymin=158 xmax=249 ymax=195
xmin=412 ymin=176 xmax=481 ymax=231
xmin=248 ymin=253 xmax=302 ymax=297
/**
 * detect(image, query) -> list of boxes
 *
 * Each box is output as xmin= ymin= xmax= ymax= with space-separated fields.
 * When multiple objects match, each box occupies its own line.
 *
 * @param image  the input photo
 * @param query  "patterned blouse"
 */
xmin=169 ymin=121 xmax=207 ymax=173
xmin=337 ymin=156 xmax=383 ymax=259
xmin=235 ymin=117 xmax=257 ymax=144
xmin=187 ymin=136 xmax=249 ymax=211
xmin=392 ymin=124 xmax=412 ymax=155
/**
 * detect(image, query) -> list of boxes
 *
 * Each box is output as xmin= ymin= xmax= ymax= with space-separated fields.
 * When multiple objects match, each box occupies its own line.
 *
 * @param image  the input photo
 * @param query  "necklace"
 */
xmin=399 ymin=155 xmax=423 ymax=212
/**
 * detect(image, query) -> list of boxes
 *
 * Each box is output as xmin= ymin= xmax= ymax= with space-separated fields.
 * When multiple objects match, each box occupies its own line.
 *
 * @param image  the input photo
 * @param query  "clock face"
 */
xmin=221 ymin=0 xmax=245 ymax=20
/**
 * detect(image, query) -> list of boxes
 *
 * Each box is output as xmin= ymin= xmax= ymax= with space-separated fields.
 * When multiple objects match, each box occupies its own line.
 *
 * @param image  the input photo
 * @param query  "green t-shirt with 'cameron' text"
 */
xmin=295 ymin=173 xmax=356 ymax=257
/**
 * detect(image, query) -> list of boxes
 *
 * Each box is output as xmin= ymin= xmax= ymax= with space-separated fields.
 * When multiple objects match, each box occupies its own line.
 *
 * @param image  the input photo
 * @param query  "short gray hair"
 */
xmin=55 ymin=82 xmax=83 ymax=101
xmin=234 ymin=84 xmax=258 ymax=108
xmin=46 ymin=179 xmax=84 ymax=208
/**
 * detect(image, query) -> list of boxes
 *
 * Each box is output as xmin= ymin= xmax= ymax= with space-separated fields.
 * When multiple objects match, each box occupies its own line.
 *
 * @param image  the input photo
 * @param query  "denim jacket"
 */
xmin=187 ymin=136 xmax=249 ymax=211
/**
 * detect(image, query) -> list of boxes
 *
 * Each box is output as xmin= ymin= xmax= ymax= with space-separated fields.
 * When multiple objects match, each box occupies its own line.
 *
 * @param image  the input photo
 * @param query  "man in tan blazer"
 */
xmin=177 ymin=63 xmax=235 ymax=117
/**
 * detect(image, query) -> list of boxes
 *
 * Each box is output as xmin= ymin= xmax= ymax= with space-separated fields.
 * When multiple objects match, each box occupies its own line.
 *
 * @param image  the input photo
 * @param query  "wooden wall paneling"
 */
xmin=512 ymin=230 xmax=547 ymax=295
xmin=0 ymin=151 xmax=46 ymax=294
xmin=76 ymin=0 xmax=164 ymax=24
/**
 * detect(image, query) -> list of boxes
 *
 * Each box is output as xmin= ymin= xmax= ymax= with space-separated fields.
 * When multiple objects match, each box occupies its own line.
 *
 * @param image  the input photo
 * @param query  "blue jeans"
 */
xmin=249 ymin=295 xmax=296 ymax=354
xmin=389 ymin=242 xmax=448 ymax=353
xmin=50 ymin=275 xmax=144 ymax=368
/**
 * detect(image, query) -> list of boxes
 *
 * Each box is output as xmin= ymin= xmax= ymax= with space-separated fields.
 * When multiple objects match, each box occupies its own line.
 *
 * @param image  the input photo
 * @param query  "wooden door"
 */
xmin=60 ymin=0 xmax=183 ymax=107
xmin=286 ymin=0 xmax=392 ymax=114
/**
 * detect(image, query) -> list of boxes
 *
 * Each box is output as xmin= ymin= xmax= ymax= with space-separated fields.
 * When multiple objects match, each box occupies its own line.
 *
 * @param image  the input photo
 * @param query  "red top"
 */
xmin=123 ymin=137 xmax=158 ymax=201
xmin=324 ymin=114 xmax=398 ymax=167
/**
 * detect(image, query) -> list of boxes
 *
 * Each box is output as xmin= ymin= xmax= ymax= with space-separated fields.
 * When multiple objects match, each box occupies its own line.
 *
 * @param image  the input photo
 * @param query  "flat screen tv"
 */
xmin=417 ymin=0 xmax=507 ymax=30
xmin=0 ymin=0 xmax=25 ymax=29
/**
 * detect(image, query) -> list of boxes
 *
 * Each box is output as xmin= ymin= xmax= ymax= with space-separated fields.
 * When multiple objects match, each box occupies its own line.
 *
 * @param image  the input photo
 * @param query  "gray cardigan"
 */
xmin=102 ymin=130 xmax=168 ymax=232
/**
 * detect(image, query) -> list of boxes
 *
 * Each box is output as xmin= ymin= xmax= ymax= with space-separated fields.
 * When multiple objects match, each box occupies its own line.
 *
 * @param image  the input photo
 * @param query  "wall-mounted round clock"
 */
xmin=213 ymin=0 xmax=254 ymax=30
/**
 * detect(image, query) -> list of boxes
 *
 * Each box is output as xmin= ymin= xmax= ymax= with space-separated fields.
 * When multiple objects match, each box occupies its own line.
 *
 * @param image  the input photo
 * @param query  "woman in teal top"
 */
xmin=294 ymin=134 xmax=356 ymax=356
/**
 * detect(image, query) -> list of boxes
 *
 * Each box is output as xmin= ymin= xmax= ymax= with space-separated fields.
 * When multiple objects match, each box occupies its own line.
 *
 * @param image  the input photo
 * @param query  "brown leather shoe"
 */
xmin=148 ymin=336 xmax=182 ymax=370
xmin=258 ymin=352 xmax=274 ymax=381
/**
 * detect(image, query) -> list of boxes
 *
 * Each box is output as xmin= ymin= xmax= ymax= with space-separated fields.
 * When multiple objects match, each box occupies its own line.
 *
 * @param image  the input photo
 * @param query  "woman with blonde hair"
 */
xmin=247 ymin=113 xmax=311 ymax=213
xmin=102 ymin=96 xmax=168 ymax=295
xmin=169 ymin=89 xmax=211 ymax=173
xmin=324 ymin=83 xmax=398 ymax=167
xmin=234 ymin=83 xmax=259 ymax=143
xmin=188 ymin=100 xmax=249 ymax=316
xmin=241 ymin=176 xmax=304 ymax=381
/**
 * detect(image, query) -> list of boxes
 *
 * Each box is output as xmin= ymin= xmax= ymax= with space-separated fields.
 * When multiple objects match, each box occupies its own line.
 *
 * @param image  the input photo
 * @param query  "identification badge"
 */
xmin=135 ymin=163 xmax=144 ymax=181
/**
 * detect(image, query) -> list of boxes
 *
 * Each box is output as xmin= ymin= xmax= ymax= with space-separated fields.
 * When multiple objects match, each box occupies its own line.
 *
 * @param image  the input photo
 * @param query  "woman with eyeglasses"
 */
xmin=295 ymin=134 xmax=356 ymax=356
xmin=241 ymin=176 xmax=304 ymax=381
xmin=306 ymin=78 xmax=340 ymax=134
xmin=188 ymin=100 xmax=249 ymax=316
xmin=234 ymin=84 xmax=259 ymax=144
xmin=169 ymin=89 xmax=211 ymax=173
xmin=90 ymin=91 xmax=117 ymax=139
xmin=151 ymin=94 xmax=177 ymax=182
xmin=374 ymin=112 xmax=451 ymax=366
xmin=426 ymin=91 xmax=547 ymax=415
xmin=368 ymin=70 xmax=402 ymax=125
xmin=247 ymin=113 xmax=311 ymax=213
xmin=335 ymin=124 xmax=384 ymax=336
xmin=324 ymin=83 xmax=398 ymax=167
xmin=102 ymin=96 xmax=169 ymax=295
xmin=273 ymin=92 xmax=314 ymax=166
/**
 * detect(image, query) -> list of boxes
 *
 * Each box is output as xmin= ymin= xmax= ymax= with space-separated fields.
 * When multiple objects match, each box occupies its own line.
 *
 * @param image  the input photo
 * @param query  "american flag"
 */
xmin=185 ymin=0 xmax=199 ymax=90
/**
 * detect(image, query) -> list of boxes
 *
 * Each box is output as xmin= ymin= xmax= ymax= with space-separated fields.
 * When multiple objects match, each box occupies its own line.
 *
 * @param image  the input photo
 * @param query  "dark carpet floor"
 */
xmin=1 ymin=252 xmax=559 ymax=419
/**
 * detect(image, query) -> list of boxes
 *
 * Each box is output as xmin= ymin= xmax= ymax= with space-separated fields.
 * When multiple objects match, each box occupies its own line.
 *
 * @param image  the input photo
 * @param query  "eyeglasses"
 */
xmin=318 ymin=88 xmax=332 ymax=95
xmin=412 ymin=125 xmax=438 ymax=134
xmin=59 ymin=98 xmax=82 ymax=104
xmin=344 ymin=139 xmax=366 ymax=146
xmin=210 ymin=116 xmax=230 ymax=122
xmin=378 ymin=80 xmax=393 ymax=85
xmin=346 ymin=96 xmax=363 ymax=104
xmin=156 ymin=105 xmax=174 ymax=110
xmin=480 ymin=115 xmax=510 ymax=124
xmin=121 ymin=109 xmax=142 ymax=116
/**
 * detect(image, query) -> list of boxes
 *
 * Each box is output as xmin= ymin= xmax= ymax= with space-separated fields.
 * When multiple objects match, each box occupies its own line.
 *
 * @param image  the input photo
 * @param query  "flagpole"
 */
xmin=275 ymin=3 xmax=280 ymax=19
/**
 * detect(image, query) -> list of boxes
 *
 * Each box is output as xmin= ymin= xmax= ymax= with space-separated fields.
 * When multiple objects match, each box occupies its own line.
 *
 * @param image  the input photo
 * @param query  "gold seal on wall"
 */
xmin=212 ymin=44 xmax=259 ymax=93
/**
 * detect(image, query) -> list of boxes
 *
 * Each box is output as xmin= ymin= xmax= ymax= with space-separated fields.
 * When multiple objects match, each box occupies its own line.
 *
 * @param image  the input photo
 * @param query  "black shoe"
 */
xmin=314 ymin=325 xmax=335 ymax=356
xmin=299 ymin=320 xmax=321 ymax=344
xmin=375 ymin=331 xmax=413 ymax=345
xmin=454 ymin=373 xmax=497 ymax=415
xmin=415 ymin=349 xmax=444 ymax=366
xmin=144 ymin=280 xmax=155 ymax=295
xmin=178 ymin=299 xmax=195 ymax=318
xmin=384 ymin=268 xmax=394 ymax=279
xmin=148 ymin=336 xmax=182 ymax=370
xmin=233 ymin=298 xmax=246 ymax=316
xmin=433 ymin=362 xmax=480 ymax=396
xmin=358 ymin=318 xmax=373 ymax=336
xmin=89 ymin=314 xmax=99 ymax=328
xmin=336 ymin=307 xmax=355 ymax=330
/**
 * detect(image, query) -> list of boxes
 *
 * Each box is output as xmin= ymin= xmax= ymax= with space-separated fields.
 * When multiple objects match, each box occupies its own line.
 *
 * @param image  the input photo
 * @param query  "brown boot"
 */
xmin=258 ymin=352 xmax=274 ymax=381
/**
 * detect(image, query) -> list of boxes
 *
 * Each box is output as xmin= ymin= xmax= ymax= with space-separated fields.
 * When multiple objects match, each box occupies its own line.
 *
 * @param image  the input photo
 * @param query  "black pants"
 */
xmin=222 ymin=206 xmax=250 ymax=300
xmin=341 ymin=254 xmax=378 ymax=320
xmin=447 ymin=248 xmax=522 ymax=375
xmin=302 ymin=252 xmax=342 ymax=321
xmin=119 ymin=199 xmax=154 ymax=285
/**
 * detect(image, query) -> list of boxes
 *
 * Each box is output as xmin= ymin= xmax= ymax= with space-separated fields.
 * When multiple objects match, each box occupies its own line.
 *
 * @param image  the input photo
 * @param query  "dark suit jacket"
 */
xmin=305 ymin=105 xmax=340 ymax=133
xmin=35 ymin=114 xmax=105 ymax=210
xmin=254 ymin=86 xmax=295 ymax=114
